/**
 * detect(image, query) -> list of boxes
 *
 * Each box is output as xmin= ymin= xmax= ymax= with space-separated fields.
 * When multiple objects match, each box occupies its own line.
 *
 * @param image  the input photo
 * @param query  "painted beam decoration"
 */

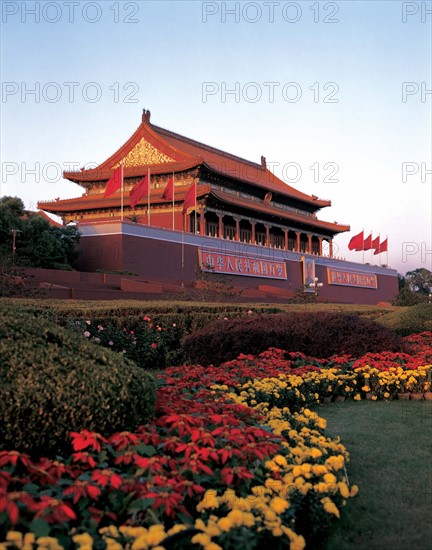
xmin=327 ymin=267 xmax=378 ymax=289
xmin=199 ymin=249 xmax=287 ymax=280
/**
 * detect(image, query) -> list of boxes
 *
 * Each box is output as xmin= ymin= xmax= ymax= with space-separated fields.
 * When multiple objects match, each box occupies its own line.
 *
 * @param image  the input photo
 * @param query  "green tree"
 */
xmin=405 ymin=268 xmax=432 ymax=295
xmin=0 ymin=195 xmax=79 ymax=269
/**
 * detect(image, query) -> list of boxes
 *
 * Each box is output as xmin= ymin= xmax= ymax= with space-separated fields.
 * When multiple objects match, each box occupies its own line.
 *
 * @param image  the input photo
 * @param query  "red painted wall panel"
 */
xmin=75 ymin=233 xmax=398 ymax=304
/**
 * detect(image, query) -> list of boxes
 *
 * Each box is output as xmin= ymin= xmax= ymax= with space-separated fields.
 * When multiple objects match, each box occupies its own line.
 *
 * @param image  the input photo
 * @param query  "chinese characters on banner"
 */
xmin=327 ymin=268 xmax=378 ymax=288
xmin=199 ymin=250 xmax=287 ymax=280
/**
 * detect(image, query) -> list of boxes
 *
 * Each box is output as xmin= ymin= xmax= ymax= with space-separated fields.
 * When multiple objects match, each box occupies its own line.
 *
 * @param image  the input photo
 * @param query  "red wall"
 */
xmin=74 ymin=233 xmax=398 ymax=304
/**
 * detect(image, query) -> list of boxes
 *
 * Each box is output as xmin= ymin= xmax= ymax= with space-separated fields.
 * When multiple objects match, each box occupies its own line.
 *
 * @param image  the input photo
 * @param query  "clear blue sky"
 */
xmin=1 ymin=0 xmax=431 ymax=274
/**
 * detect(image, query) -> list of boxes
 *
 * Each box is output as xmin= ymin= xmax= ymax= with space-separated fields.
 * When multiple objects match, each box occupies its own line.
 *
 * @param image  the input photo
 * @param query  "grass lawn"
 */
xmin=1 ymin=297 xmax=397 ymax=317
xmin=315 ymin=400 xmax=432 ymax=550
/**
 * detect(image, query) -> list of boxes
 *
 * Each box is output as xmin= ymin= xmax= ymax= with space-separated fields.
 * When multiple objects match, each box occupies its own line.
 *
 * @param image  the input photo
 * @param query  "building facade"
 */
xmin=38 ymin=111 xmax=398 ymax=303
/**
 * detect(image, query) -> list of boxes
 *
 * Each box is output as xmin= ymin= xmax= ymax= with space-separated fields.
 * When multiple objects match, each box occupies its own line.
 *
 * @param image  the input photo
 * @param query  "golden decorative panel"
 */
xmin=113 ymin=138 xmax=174 ymax=168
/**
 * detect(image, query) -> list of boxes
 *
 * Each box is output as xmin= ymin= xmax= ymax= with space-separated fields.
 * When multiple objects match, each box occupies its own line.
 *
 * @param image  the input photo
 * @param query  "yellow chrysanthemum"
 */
xmin=321 ymin=497 xmax=340 ymax=518
xmin=270 ymin=496 xmax=290 ymax=514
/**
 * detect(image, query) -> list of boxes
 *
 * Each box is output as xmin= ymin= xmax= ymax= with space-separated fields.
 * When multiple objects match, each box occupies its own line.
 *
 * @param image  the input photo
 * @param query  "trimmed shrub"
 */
xmin=182 ymin=312 xmax=405 ymax=365
xmin=378 ymin=303 xmax=432 ymax=336
xmin=0 ymin=304 xmax=156 ymax=456
xmin=392 ymin=287 xmax=427 ymax=306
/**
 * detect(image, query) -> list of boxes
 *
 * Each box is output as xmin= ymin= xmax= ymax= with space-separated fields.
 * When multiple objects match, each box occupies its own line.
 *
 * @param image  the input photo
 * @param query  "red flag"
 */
xmin=348 ymin=230 xmax=364 ymax=251
xmin=363 ymin=233 xmax=372 ymax=251
xmin=130 ymin=174 xmax=149 ymax=208
xmin=182 ymin=182 xmax=196 ymax=214
xmin=371 ymin=235 xmax=380 ymax=253
xmin=375 ymin=238 xmax=388 ymax=254
xmin=162 ymin=176 xmax=174 ymax=201
xmin=104 ymin=165 xmax=123 ymax=197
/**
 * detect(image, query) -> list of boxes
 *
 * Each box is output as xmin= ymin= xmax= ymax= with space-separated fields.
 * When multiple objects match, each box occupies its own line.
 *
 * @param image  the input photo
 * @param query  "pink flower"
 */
xmin=108 ymin=341 xmax=113 ymax=346
xmin=94 ymin=337 xmax=100 ymax=343
xmin=130 ymin=330 xmax=134 ymax=335
xmin=98 ymin=325 xmax=104 ymax=331
xmin=157 ymin=327 xmax=162 ymax=331
xmin=84 ymin=331 xmax=90 ymax=338
xmin=172 ymin=323 xmax=177 ymax=327
xmin=151 ymin=343 xmax=157 ymax=349
xmin=247 ymin=310 xmax=253 ymax=315
xmin=143 ymin=315 xmax=151 ymax=322
xmin=223 ymin=317 xmax=228 ymax=321
xmin=86 ymin=320 xmax=91 ymax=325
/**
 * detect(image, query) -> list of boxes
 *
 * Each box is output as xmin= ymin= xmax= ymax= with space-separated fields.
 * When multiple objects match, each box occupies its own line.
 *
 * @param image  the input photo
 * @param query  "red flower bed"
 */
xmin=0 ymin=332 xmax=430 ymax=549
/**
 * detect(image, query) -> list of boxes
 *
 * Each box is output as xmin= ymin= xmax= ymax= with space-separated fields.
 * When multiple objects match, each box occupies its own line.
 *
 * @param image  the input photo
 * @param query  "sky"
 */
xmin=1 ymin=0 xmax=431 ymax=275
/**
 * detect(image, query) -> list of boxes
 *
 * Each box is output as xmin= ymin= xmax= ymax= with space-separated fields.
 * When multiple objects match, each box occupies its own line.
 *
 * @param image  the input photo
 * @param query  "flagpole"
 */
xmin=181 ymin=218 xmax=185 ymax=288
xmin=362 ymin=227 xmax=364 ymax=264
xmin=386 ymin=235 xmax=388 ymax=266
xmin=194 ymin=183 xmax=197 ymax=234
xmin=147 ymin=167 xmax=151 ymax=226
xmin=120 ymin=163 xmax=124 ymax=222
xmin=172 ymin=172 xmax=175 ymax=231
xmin=370 ymin=230 xmax=373 ymax=265
xmin=378 ymin=233 xmax=381 ymax=265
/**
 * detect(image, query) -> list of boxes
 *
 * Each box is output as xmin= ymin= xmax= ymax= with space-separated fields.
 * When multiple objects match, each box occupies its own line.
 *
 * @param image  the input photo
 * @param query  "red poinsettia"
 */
xmin=0 ymin=490 xmax=34 ymax=524
xmin=144 ymin=490 xmax=184 ymax=517
xmin=72 ymin=452 xmax=97 ymax=469
xmin=91 ymin=469 xmax=123 ymax=489
xmin=108 ymin=431 xmax=141 ymax=450
xmin=221 ymin=465 xmax=254 ymax=485
xmin=32 ymin=496 xmax=76 ymax=524
xmin=0 ymin=450 xmax=33 ymax=469
xmin=70 ymin=430 xmax=107 ymax=452
xmin=31 ymin=458 xmax=73 ymax=484
xmin=63 ymin=480 xmax=102 ymax=504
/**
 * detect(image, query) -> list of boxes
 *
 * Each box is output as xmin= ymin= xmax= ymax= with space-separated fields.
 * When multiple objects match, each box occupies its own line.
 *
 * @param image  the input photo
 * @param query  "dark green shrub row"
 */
xmin=0 ymin=304 xmax=156 ymax=456
xmin=378 ymin=303 xmax=432 ymax=336
xmin=182 ymin=312 xmax=405 ymax=365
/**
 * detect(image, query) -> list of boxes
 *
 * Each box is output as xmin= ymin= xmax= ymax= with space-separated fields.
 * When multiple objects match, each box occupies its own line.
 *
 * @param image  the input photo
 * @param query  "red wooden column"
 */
xmin=234 ymin=217 xmax=240 ymax=242
xmin=201 ymin=210 xmax=207 ymax=236
xmin=295 ymin=231 xmax=301 ymax=252
xmin=318 ymin=237 xmax=323 ymax=256
xmin=251 ymin=222 xmax=256 ymax=244
xmin=307 ymin=234 xmax=312 ymax=254
xmin=284 ymin=229 xmax=289 ymax=251
xmin=265 ymin=225 xmax=270 ymax=247
xmin=218 ymin=214 xmax=223 ymax=239
xmin=329 ymin=239 xmax=334 ymax=258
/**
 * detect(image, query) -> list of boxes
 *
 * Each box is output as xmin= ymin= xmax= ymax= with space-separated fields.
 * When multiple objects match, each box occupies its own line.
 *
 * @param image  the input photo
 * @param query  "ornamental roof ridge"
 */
xmin=151 ymin=123 xmax=264 ymax=170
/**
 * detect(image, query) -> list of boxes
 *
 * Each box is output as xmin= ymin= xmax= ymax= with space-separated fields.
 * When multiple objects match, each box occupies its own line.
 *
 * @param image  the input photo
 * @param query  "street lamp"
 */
xmin=308 ymin=276 xmax=324 ymax=296
xmin=10 ymin=228 xmax=21 ymax=258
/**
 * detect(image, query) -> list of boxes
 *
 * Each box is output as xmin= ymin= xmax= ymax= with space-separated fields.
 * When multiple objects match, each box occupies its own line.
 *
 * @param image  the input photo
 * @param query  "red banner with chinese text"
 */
xmin=199 ymin=250 xmax=287 ymax=280
xmin=327 ymin=268 xmax=378 ymax=288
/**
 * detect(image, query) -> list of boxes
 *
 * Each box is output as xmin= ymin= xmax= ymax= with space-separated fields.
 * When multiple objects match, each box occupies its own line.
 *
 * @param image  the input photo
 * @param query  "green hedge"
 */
xmin=0 ymin=304 xmax=156 ymax=456
xmin=182 ymin=312 xmax=405 ymax=365
xmin=378 ymin=303 xmax=432 ymax=336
